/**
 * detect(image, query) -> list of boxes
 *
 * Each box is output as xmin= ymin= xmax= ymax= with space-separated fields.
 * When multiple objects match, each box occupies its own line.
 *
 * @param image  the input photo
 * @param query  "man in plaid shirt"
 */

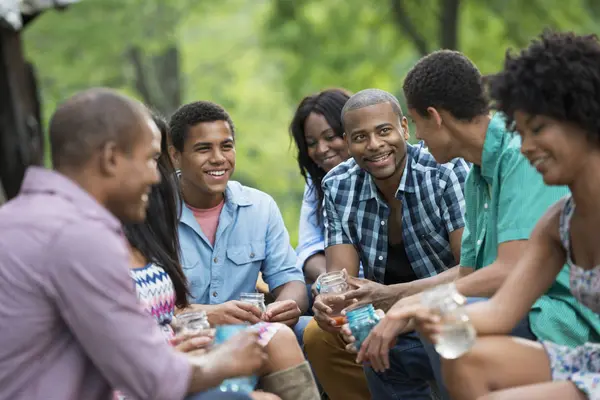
xmin=303 ymin=89 xmax=470 ymax=400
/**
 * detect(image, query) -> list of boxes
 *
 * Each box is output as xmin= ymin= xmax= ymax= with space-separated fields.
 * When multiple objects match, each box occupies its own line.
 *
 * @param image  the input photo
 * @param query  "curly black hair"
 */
xmin=169 ymin=101 xmax=235 ymax=152
xmin=290 ymin=88 xmax=351 ymax=224
xmin=403 ymin=50 xmax=489 ymax=120
xmin=489 ymin=31 xmax=600 ymax=143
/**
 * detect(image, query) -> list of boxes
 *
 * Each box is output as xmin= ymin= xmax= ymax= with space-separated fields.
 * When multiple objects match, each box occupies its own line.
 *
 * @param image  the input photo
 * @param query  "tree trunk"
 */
xmin=440 ymin=0 xmax=460 ymax=49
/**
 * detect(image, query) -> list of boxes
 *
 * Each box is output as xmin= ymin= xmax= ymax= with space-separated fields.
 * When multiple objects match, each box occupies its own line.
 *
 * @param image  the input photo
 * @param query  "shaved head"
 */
xmin=49 ymin=88 xmax=149 ymax=169
xmin=341 ymin=89 xmax=403 ymax=124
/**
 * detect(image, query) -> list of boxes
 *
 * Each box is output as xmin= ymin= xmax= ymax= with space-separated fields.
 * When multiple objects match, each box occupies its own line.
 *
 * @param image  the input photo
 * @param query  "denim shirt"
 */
xmin=179 ymin=181 xmax=304 ymax=304
xmin=296 ymin=180 xmax=364 ymax=278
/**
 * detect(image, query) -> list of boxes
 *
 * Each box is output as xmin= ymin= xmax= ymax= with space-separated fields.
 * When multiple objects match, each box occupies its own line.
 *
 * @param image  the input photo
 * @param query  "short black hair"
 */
xmin=50 ymin=88 xmax=147 ymax=169
xmin=489 ymin=31 xmax=600 ymax=144
xmin=169 ymin=101 xmax=235 ymax=152
xmin=403 ymin=50 xmax=489 ymax=120
xmin=341 ymin=89 xmax=403 ymax=123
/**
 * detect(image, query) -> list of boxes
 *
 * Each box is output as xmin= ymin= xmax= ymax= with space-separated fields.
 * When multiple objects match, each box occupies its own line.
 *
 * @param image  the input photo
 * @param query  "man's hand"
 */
xmin=312 ymin=293 xmax=347 ymax=333
xmin=205 ymin=301 xmax=263 ymax=326
xmin=357 ymin=301 xmax=433 ymax=372
xmin=195 ymin=329 xmax=267 ymax=381
xmin=170 ymin=330 xmax=215 ymax=354
xmin=264 ymin=299 xmax=301 ymax=326
xmin=342 ymin=276 xmax=402 ymax=312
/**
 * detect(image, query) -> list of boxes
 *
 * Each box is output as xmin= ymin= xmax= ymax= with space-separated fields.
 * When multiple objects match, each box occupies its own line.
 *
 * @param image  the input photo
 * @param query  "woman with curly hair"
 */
xmin=404 ymin=31 xmax=600 ymax=400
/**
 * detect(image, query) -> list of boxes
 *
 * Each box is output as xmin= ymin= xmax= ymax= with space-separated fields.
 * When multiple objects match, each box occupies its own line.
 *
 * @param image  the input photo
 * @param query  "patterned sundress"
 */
xmin=543 ymin=196 xmax=600 ymax=399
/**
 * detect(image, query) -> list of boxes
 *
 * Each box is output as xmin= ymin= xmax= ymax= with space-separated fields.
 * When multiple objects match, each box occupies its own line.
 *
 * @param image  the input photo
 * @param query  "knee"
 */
xmin=441 ymin=341 xmax=488 ymax=391
xmin=268 ymin=323 xmax=299 ymax=348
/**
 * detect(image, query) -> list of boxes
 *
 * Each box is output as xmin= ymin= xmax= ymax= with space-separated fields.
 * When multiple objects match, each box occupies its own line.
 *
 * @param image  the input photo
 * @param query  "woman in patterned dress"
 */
xmin=383 ymin=31 xmax=600 ymax=400
xmin=119 ymin=112 xmax=318 ymax=400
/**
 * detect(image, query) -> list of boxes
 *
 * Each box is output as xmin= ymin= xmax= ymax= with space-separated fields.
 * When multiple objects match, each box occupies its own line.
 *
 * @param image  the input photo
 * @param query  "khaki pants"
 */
xmin=303 ymin=319 xmax=370 ymax=400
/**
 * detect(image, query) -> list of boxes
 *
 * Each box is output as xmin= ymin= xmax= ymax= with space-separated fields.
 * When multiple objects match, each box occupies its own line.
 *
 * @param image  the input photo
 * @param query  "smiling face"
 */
xmin=408 ymin=107 xmax=454 ymax=163
xmin=175 ymin=120 xmax=235 ymax=208
xmin=107 ymin=115 xmax=162 ymax=222
xmin=514 ymin=110 xmax=592 ymax=186
xmin=343 ymin=102 xmax=409 ymax=184
xmin=304 ymin=112 xmax=350 ymax=172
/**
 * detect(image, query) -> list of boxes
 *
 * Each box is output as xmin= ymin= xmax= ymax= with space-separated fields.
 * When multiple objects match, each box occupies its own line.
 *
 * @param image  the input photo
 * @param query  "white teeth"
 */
xmin=207 ymin=170 xmax=226 ymax=176
xmin=141 ymin=194 xmax=148 ymax=202
xmin=533 ymin=158 xmax=547 ymax=167
xmin=371 ymin=152 xmax=390 ymax=162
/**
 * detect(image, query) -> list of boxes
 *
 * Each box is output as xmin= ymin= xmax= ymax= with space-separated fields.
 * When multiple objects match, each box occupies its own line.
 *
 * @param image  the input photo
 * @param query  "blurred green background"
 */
xmin=23 ymin=0 xmax=600 ymax=246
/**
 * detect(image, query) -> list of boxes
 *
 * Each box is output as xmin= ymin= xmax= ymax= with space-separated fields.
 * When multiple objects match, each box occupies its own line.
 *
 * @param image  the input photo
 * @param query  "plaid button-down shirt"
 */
xmin=323 ymin=142 xmax=470 ymax=283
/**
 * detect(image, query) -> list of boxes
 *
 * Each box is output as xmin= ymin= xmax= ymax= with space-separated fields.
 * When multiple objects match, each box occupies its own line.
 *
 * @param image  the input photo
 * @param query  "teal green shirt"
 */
xmin=461 ymin=113 xmax=600 ymax=346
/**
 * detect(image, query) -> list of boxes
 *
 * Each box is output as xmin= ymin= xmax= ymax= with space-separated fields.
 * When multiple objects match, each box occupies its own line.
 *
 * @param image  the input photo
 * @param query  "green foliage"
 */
xmin=22 ymin=0 xmax=600 ymax=247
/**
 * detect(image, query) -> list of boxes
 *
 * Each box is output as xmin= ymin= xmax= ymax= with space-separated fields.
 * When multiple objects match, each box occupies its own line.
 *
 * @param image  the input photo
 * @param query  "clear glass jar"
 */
xmin=240 ymin=292 xmax=266 ymax=313
xmin=346 ymin=304 xmax=381 ymax=350
xmin=174 ymin=311 xmax=211 ymax=336
xmin=318 ymin=270 xmax=349 ymax=326
xmin=421 ymin=283 xmax=476 ymax=359
xmin=215 ymin=325 xmax=258 ymax=394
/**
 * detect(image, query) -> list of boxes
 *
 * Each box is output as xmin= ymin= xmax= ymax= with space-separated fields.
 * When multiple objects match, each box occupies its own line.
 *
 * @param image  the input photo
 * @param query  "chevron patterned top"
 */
xmin=130 ymin=263 xmax=176 ymax=340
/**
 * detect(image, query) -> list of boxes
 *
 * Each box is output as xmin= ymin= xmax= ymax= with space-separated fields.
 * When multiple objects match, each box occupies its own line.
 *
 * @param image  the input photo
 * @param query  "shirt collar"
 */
xmin=19 ymin=166 xmax=121 ymax=231
xmin=480 ymin=113 xmax=509 ymax=183
xmin=358 ymin=143 xmax=417 ymax=202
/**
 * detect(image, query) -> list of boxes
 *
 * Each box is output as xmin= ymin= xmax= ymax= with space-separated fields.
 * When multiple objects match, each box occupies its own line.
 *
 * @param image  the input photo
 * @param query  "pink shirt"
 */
xmin=0 ymin=167 xmax=190 ymax=400
xmin=187 ymin=200 xmax=225 ymax=246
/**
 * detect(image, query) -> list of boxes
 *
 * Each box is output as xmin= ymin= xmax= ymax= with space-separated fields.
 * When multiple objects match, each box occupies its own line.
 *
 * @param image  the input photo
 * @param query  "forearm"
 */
xmin=400 ymin=265 xmax=461 ymax=297
xmin=303 ymin=253 xmax=327 ymax=283
xmin=454 ymin=262 xmax=512 ymax=298
xmin=274 ymin=281 xmax=309 ymax=314
xmin=187 ymin=358 xmax=228 ymax=394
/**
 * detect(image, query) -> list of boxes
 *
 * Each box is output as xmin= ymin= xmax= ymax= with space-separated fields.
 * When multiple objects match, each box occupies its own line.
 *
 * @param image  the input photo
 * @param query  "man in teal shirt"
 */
xmin=357 ymin=50 xmax=600 ymax=399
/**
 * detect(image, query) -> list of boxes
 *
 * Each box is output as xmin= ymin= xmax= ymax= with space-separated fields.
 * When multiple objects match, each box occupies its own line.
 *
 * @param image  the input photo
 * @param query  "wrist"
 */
xmin=187 ymin=355 xmax=226 ymax=393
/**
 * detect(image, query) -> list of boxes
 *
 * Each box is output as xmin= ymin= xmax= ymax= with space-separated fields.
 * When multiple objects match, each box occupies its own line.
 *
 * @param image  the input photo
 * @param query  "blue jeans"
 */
xmin=420 ymin=297 xmax=537 ymax=400
xmin=363 ymin=331 xmax=435 ymax=399
xmin=185 ymin=388 xmax=252 ymax=399
xmin=293 ymin=315 xmax=313 ymax=348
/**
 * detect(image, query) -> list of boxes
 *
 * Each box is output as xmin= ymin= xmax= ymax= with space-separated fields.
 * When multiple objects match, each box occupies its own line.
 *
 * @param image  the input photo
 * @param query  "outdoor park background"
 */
xmin=23 ymin=0 xmax=600 ymax=245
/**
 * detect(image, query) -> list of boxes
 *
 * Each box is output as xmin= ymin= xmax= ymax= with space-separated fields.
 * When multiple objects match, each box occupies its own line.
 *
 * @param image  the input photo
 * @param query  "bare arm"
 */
xmin=272 ymin=280 xmax=309 ymax=314
xmin=466 ymin=204 xmax=566 ymax=334
xmin=455 ymin=239 xmax=528 ymax=298
xmin=325 ymin=243 xmax=361 ymax=277
xmin=303 ymin=253 xmax=327 ymax=283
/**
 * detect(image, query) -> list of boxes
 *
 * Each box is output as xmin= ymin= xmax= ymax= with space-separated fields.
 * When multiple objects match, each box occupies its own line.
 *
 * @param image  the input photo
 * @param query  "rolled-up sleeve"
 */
xmin=323 ymin=180 xmax=353 ymax=248
xmin=262 ymin=197 xmax=305 ymax=290
xmin=47 ymin=222 xmax=191 ymax=400
xmin=296 ymin=183 xmax=325 ymax=270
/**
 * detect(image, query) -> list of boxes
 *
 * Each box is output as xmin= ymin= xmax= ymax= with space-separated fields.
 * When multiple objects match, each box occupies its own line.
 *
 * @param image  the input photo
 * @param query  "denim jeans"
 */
xmin=184 ymin=388 xmax=252 ymax=399
xmin=420 ymin=297 xmax=537 ymax=400
xmin=363 ymin=331 xmax=435 ymax=399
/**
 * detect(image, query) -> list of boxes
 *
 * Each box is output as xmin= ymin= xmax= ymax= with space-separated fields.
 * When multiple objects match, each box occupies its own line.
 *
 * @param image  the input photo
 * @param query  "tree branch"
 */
xmin=390 ymin=0 xmax=430 ymax=55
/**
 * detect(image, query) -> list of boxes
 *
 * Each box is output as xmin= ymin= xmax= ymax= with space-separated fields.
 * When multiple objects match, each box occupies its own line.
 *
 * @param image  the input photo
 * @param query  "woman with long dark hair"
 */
xmin=124 ymin=113 xmax=190 ymax=327
xmin=289 ymin=88 xmax=353 ymax=284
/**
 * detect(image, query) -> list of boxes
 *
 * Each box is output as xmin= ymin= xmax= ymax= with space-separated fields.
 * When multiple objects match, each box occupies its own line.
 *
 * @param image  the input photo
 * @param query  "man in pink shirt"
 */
xmin=0 ymin=88 xmax=272 ymax=400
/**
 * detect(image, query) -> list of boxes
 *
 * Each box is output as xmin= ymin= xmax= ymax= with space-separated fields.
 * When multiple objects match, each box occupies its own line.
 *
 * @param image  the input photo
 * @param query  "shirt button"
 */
xmin=212 ymin=291 xmax=218 ymax=297
xmin=250 ymin=252 xmax=255 ymax=258
xmin=213 ymin=257 xmax=218 ymax=263
xmin=381 ymin=221 xmax=385 ymax=226
xmin=484 ymin=203 xmax=488 ymax=209
xmin=477 ymin=239 xmax=482 ymax=245
xmin=378 ymin=256 xmax=384 ymax=261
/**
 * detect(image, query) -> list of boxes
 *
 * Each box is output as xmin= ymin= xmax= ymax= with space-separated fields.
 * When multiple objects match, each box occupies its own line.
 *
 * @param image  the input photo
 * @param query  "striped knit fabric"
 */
xmin=130 ymin=263 xmax=176 ymax=340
